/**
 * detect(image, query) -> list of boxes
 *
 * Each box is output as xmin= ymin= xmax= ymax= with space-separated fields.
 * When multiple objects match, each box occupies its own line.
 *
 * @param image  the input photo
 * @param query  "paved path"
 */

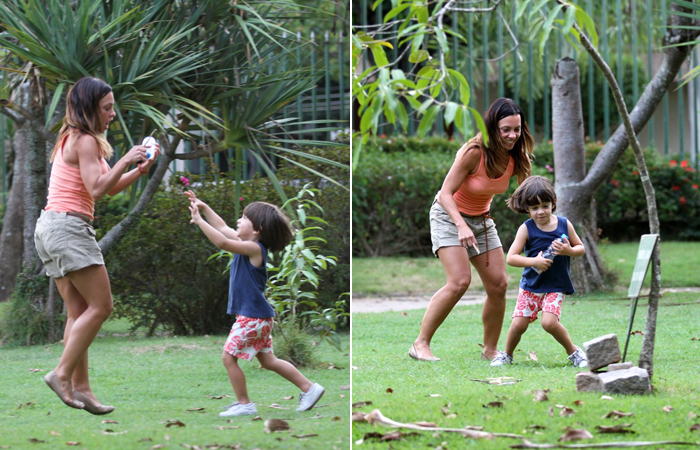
xmin=352 ymin=287 xmax=700 ymax=313
xmin=352 ymin=290 xmax=519 ymax=313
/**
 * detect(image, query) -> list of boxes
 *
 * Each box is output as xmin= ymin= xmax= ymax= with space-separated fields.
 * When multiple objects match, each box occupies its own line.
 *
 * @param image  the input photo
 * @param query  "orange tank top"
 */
xmin=45 ymin=136 xmax=111 ymax=220
xmin=453 ymin=148 xmax=514 ymax=216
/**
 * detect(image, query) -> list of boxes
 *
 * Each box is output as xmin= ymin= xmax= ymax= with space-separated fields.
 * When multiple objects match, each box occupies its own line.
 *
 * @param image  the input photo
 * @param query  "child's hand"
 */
xmin=551 ymin=237 xmax=572 ymax=256
xmin=185 ymin=190 xmax=207 ymax=210
xmin=189 ymin=202 xmax=203 ymax=224
xmin=532 ymin=251 xmax=553 ymax=272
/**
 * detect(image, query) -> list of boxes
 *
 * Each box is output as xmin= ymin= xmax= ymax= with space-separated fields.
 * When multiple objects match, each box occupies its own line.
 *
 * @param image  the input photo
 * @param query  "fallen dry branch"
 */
xmin=364 ymin=409 xmax=523 ymax=439
xmin=511 ymin=439 xmax=700 ymax=448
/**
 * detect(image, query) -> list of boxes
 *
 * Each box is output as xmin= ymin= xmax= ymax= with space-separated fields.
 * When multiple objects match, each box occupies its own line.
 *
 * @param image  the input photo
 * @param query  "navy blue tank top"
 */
xmin=519 ymin=216 xmax=575 ymax=295
xmin=227 ymin=242 xmax=275 ymax=318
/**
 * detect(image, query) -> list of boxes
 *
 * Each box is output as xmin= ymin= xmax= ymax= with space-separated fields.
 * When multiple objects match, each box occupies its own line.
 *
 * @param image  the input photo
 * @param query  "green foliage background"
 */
xmin=99 ymin=146 xmax=349 ymax=336
xmin=352 ymin=137 xmax=700 ymax=257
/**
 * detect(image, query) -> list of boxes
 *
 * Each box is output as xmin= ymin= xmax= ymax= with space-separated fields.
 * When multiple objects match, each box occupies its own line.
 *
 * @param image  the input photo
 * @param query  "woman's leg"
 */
xmin=222 ymin=351 xmax=251 ymax=404
xmin=541 ymin=312 xmax=577 ymax=355
xmin=54 ymin=277 xmax=101 ymax=404
xmin=471 ymin=247 xmax=508 ymax=359
xmin=256 ymin=352 xmax=313 ymax=392
xmin=52 ymin=265 xmax=113 ymax=401
xmin=413 ymin=246 xmax=471 ymax=359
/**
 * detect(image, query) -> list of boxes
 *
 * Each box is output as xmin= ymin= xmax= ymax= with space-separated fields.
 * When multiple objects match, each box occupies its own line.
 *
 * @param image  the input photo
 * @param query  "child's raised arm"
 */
xmin=506 ymin=224 xmax=554 ymax=273
xmin=551 ymin=221 xmax=586 ymax=258
xmin=185 ymin=190 xmax=239 ymax=240
xmin=189 ymin=203 xmax=262 ymax=262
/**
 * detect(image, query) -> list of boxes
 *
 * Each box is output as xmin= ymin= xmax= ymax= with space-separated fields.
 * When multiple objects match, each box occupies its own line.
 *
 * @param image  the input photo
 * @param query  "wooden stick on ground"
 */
xmin=511 ymin=439 xmax=700 ymax=449
xmin=364 ymin=409 xmax=523 ymax=440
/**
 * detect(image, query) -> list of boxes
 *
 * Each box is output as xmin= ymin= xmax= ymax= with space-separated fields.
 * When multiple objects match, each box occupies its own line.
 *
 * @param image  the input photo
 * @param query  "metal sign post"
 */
xmin=623 ymin=234 xmax=659 ymax=362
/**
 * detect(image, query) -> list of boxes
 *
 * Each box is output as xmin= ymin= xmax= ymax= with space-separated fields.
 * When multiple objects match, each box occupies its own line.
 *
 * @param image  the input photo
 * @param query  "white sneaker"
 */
xmin=568 ymin=347 xmax=588 ymax=368
xmin=296 ymin=383 xmax=325 ymax=411
xmin=219 ymin=402 xmax=257 ymax=417
xmin=490 ymin=351 xmax=514 ymax=367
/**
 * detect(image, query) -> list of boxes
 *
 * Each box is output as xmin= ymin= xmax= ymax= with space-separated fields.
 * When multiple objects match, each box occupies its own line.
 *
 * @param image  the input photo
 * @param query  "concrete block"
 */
xmin=576 ymin=372 xmax=604 ymax=392
xmin=607 ymin=362 xmax=634 ymax=372
xmin=583 ymin=334 xmax=621 ymax=371
xmin=599 ymin=367 xmax=651 ymax=395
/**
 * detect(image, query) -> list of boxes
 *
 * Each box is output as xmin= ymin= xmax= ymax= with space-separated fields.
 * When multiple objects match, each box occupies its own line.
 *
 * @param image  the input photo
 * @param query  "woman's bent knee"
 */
xmin=486 ymin=278 xmax=508 ymax=298
xmin=447 ymin=277 xmax=471 ymax=296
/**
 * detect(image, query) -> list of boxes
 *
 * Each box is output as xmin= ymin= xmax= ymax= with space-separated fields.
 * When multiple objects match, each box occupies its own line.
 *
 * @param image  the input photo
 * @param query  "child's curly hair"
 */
xmin=506 ymin=175 xmax=557 ymax=214
xmin=243 ymin=202 xmax=294 ymax=252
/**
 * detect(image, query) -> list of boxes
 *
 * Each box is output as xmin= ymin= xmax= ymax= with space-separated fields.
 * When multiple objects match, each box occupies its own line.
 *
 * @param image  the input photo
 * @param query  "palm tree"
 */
xmin=0 ymin=0 xmax=348 ymax=341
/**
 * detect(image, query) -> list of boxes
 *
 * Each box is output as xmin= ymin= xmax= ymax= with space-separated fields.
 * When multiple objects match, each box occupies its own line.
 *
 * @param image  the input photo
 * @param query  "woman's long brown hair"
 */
xmin=458 ymin=98 xmax=534 ymax=181
xmin=50 ymin=77 xmax=114 ymax=162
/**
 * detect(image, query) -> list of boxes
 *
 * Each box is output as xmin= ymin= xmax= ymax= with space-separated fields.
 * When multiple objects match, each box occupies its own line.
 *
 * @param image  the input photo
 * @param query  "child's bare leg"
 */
xmin=222 ymin=350 xmax=251 ymax=404
xmin=540 ymin=312 xmax=577 ymax=355
xmin=256 ymin=352 xmax=313 ymax=392
xmin=504 ymin=317 xmax=530 ymax=356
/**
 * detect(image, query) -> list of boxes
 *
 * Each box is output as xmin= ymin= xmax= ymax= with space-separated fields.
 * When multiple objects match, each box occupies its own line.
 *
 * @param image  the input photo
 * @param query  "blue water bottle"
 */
xmin=534 ymin=234 xmax=568 ymax=274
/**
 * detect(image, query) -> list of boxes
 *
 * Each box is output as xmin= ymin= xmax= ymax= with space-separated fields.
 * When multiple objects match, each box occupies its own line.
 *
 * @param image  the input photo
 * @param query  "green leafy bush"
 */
xmin=0 ymin=267 xmax=62 ymax=346
xmin=104 ymin=180 xmax=233 ymax=336
xmin=99 ymin=146 xmax=349 ymax=335
xmin=353 ymin=137 xmax=700 ymax=257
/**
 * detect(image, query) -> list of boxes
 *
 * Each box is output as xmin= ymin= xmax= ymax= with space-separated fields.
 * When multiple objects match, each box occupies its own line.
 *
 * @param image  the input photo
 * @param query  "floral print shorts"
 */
xmin=513 ymin=289 xmax=564 ymax=323
xmin=224 ymin=316 xmax=274 ymax=361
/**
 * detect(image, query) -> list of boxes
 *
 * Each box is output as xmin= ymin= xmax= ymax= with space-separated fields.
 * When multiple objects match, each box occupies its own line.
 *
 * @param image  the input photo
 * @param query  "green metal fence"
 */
xmin=0 ymin=31 xmax=349 ymax=205
xmin=357 ymin=0 xmax=698 ymax=165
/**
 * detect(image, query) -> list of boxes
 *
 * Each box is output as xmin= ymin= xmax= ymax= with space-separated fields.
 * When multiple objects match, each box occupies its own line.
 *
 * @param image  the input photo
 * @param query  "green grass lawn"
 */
xmin=0 ymin=318 xmax=350 ymax=449
xmin=352 ymin=291 xmax=700 ymax=448
xmin=352 ymin=241 xmax=700 ymax=296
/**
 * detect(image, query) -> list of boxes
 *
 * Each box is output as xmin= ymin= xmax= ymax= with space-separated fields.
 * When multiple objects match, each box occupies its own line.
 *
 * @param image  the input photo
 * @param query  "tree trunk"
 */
xmin=20 ymin=80 xmax=48 ymax=272
xmin=551 ymin=57 xmax=606 ymax=293
xmin=0 ymin=135 xmax=25 ymax=301
xmin=554 ymin=0 xmax=698 ymax=378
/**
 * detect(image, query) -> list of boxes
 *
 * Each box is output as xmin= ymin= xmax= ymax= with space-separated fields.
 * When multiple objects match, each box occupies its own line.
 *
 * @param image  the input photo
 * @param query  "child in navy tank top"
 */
xmin=490 ymin=176 xmax=588 ymax=368
xmin=186 ymin=191 xmax=325 ymax=416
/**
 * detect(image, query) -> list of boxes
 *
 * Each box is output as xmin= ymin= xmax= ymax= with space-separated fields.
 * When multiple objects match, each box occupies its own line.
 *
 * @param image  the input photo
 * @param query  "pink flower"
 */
xmin=670 ymin=160 xmax=678 ymax=167
xmin=180 ymin=176 xmax=190 ymax=186
xmin=692 ymin=184 xmax=698 ymax=189
xmin=239 ymin=197 xmax=244 ymax=201
xmin=380 ymin=134 xmax=387 ymax=138
xmin=545 ymin=164 xmax=554 ymax=173
xmin=681 ymin=160 xmax=689 ymax=168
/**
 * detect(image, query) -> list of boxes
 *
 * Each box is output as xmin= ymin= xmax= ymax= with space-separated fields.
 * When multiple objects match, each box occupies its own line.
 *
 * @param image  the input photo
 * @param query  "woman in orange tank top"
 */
xmin=34 ymin=77 xmax=160 ymax=413
xmin=409 ymin=98 xmax=534 ymax=362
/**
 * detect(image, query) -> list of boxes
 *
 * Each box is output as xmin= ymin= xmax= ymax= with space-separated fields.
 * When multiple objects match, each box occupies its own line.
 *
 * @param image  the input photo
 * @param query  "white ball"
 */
xmin=142 ymin=137 xmax=157 ymax=160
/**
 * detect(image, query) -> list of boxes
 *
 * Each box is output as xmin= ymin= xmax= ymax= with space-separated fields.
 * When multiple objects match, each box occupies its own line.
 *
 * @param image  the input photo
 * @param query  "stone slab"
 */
xmin=583 ymin=334 xmax=621 ymax=371
xmin=576 ymin=372 xmax=604 ymax=392
xmin=599 ymin=367 xmax=651 ymax=395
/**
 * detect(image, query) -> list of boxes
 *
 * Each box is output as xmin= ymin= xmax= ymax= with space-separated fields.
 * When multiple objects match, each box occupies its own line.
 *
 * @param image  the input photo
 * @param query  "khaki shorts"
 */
xmin=430 ymin=201 xmax=502 ymax=258
xmin=34 ymin=210 xmax=104 ymax=278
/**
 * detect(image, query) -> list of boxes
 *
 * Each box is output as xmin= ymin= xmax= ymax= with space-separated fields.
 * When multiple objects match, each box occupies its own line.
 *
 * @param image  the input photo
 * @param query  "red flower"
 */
xmin=610 ymin=179 xmax=620 ymax=187
xmin=680 ymin=196 xmax=687 ymax=205
xmin=681 ymin=160 xmax=689 ymax=168
xmin=670 ymin=160 xmax=678 ymax=167
xmin=632 ymin=170 xmax=639 ymax=176
xmin=693 ymin=184 xmax=698 ymax=189
xmin=672 ymin=185 xmax=680 ymax=191
xmin=686 ymin=167 xmax=696 ymax=172
xmin=380 ymin=134 xmax=387 ymax=138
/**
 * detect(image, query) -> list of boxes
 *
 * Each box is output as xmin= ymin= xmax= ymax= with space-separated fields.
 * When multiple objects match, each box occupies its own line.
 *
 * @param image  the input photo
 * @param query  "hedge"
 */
xmin=96 ymin=146 xmax=349 ymax=335
xmin=352 ymin=136 xmax=700 ymax=257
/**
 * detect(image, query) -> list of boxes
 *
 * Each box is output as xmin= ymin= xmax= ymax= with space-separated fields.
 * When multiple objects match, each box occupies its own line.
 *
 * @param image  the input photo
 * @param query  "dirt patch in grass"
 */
xmin=130 ymin=344 xmax=210 ymax=354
